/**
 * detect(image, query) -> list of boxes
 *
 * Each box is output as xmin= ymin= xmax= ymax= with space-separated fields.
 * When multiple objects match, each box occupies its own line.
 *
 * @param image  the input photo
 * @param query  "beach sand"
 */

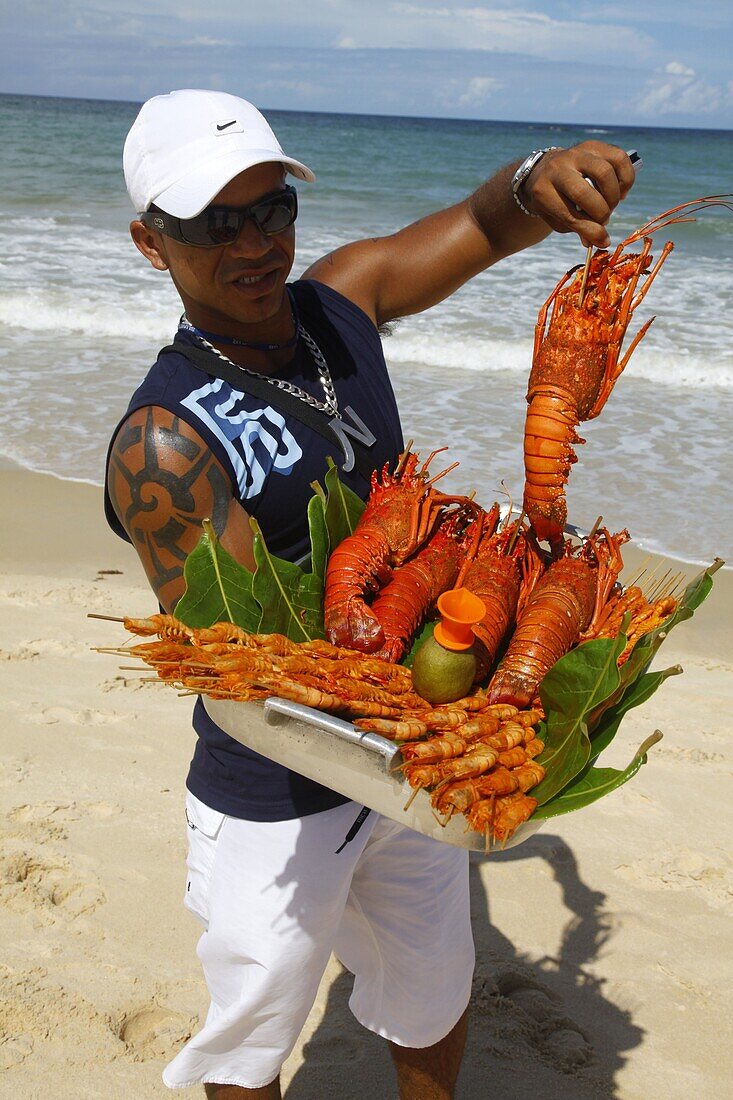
xmin=1 ymin=467 xmax=731 ymax=1099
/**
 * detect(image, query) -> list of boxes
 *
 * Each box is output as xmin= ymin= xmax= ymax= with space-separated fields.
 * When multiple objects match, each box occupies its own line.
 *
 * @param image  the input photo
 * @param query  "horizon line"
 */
xmin=1 ymin=89 xmax=731 ymax=136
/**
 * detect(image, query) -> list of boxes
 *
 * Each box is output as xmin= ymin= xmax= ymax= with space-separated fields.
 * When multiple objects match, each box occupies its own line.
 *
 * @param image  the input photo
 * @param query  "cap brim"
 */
xmin=151 ymin=148 xmax=315 ymax=217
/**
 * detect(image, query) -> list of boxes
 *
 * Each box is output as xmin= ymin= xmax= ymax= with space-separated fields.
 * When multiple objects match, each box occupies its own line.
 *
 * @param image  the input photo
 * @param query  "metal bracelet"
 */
xmin=511 ymin=146 xmax=562 ymax=217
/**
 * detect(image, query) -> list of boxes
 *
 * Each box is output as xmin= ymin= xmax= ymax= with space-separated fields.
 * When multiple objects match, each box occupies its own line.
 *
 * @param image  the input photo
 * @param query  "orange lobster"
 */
xmin=488 ymin=528 xmax=628 ymax=708
xmin=369 ymin=505 xmax=485 ymax=663
xmin=523 ymin=196 xmax=733 ymax=547
xmin=455 ymin=513 xmax=543 ymax=679
xmin=324 ymin=449 xmax=474 ymax=652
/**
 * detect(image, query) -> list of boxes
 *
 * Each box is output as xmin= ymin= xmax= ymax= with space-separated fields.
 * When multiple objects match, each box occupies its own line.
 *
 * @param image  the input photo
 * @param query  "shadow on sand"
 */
xmin=285 ymin=833 xmax=642 ymax=1098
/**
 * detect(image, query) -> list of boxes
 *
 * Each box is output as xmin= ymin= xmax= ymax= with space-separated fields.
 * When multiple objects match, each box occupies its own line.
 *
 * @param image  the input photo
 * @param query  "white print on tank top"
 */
xmin=181 ymin=378 xmax=303 ymax=500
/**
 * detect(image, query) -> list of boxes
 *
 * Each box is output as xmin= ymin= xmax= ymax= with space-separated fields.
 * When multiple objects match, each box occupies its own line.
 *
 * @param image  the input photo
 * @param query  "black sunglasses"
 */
xmin=141 ymin=185 xmax=298 ymax=247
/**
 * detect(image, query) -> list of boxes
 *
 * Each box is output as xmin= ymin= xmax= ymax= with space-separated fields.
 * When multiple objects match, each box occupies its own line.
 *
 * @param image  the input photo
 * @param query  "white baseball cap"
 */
xmin=123 ymin=89 xmax=316 ymax=217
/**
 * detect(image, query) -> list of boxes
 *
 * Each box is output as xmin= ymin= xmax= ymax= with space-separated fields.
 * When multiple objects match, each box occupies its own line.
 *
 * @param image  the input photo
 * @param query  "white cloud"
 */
xmin=436 ymin=73 xmax=502 ymax=110
xmin=336 ymin=36 xmax=357 ymax=48
xmin=457 ymin=75 xmax=501 ymax=107
xmin=386 ymin=3 xmax=655 ymax=59
xmin=636 ymin=61 xmax=732 ymax=116
xmin=665 ymin=60 xmax=695 ymax=76
xmin=180 ymin=37 xmax=229 ymax=47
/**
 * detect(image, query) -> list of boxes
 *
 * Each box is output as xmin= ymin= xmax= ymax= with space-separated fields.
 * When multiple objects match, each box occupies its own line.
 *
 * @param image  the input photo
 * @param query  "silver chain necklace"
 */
xmin=181 ymin=312 xmax=378 ymax=474
xmin=184 ymin=317 xmax=340 ymax=417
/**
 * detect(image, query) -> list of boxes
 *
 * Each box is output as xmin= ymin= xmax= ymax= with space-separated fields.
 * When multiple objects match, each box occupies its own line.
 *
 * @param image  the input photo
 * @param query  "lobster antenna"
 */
xmin=506 ymin=510 xmax=526 ymax=553
xmin=626 ymin=196 xmax=733 ymax=245
xmin=425 ymin=461 xmax=460 ymax=487
xmin=577 ymin=244 xmax=594 ymax=307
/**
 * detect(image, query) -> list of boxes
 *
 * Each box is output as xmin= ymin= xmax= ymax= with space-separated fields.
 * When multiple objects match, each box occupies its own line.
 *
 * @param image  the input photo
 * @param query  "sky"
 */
xmin=1 ymin=1 xmax=731 ymax=129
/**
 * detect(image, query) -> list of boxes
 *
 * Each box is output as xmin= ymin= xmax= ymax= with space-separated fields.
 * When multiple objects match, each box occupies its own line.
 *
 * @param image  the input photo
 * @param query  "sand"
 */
xmin=1 ymin=466 xmax=731 ymax=1099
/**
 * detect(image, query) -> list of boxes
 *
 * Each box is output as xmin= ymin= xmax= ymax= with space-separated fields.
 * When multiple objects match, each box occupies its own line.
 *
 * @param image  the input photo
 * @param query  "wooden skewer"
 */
xmin=578 ymin=244 xmax=593 ymax=307
xmin=623 ymin=555 xmax=652 ymax=589
xmin=88 ymin=613 xmax=126 ymax=622
xmin=403 ymin=785 xmax=422 ymax=812
xmin=394 ymin=439 xmax=414 ymax=478
xmin=587 ymin=515 xmax=604 ymax=540
xmin=646 ymin=568 xmax=673 ymax=602
xmin=576 ymin=244 xmax=594 ymax=308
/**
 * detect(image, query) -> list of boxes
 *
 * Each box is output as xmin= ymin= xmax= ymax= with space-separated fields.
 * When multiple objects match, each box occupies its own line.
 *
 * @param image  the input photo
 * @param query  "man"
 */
xmin=106 ymin=89 xmax=636 ymax=1098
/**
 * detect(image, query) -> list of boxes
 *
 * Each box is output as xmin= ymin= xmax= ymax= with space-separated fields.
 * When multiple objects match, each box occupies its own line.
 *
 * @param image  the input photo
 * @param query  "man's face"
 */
xmin=135 ymin=162 xmax=296 ymax=332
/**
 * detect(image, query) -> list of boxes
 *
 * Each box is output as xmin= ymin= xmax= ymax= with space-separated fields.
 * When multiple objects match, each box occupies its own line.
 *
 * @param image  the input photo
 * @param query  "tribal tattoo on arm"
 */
xmin=107 ymin=406 xmax=255 ymax=611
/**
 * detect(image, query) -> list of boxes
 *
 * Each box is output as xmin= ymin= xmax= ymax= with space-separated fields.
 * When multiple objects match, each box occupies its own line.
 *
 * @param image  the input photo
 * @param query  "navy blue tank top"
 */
xmin=104 ymin=279 xmax=403 ymax=820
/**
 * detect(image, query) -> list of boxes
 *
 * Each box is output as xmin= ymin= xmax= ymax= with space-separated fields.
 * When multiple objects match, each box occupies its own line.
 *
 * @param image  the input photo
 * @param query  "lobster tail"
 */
xmin=487 ymin=553 xmax=598 ymax=706
xmin=370 ymin=509 xmax=481 ymax=663
xmin=323 ymin=526 xmax=391 ymax=650
xmin=522 ymin=392 xmax=583 ymax=544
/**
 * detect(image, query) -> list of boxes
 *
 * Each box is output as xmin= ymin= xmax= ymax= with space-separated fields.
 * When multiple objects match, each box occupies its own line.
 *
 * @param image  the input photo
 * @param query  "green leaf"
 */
xmin=588 ymin=664 xmax=681 ymax=762
xmin=323 ymin=456 xmax=366 ymax=551
xmin=534 ymin=731 xmax=663 ymax=819
xmin=307 ymin=492 xmax=330 ymax=585
xmin=532 ymin=633 xmax=627 ymax=804
xmin=250 ymin=519 xmax=325 ymax=642
xmin=174 ymin=519 xmax=261 ymax=630
xmin=530 ymin=560 xmax=721 ymax=813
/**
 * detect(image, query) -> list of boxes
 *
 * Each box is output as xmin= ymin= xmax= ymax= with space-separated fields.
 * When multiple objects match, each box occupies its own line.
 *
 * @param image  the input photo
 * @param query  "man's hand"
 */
xmin=519 ymin=142 xmax=637 ymax=248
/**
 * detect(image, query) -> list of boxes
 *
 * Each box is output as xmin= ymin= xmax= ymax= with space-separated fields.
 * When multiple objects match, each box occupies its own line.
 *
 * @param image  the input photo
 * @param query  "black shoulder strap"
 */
xmin=163 ymin=335 xmax=376 ymax=483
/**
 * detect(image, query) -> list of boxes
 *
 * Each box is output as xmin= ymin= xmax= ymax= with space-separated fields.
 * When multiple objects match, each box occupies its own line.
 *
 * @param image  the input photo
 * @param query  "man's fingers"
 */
xmin=607 ymin=146 xmax=637 ymax=197
xmin=529 ymin=180 xmax=612 ymax=247
xmin=564 ymin=175 xmax=612 ymax=223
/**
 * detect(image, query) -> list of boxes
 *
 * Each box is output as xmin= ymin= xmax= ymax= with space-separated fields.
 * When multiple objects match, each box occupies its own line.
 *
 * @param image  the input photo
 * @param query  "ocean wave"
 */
xmin=384 ymin=332 xmax=733 ymax=390
xmin=0 ymin=291 xmax=178 ymax=342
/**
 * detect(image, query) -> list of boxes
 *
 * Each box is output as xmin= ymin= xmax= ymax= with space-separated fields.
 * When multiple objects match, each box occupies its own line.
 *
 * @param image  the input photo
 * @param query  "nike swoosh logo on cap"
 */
xmin=217 ymin=120 xmax=237 ymax=131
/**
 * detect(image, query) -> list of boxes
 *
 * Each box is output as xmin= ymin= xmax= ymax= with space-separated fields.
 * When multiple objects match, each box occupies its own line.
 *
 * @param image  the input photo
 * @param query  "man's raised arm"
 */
xmin=305 ymin=142 xmax=636 ymax=328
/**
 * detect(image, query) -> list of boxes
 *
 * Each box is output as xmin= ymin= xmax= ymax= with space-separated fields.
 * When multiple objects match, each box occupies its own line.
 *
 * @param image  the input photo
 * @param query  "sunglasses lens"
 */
xmin=251 ymin=191 xmax=298 ymax=236
xmin=178 ymin=188 xmax=298 ymax=246
xmin=182 ymin=210 xmax=242 ymax=247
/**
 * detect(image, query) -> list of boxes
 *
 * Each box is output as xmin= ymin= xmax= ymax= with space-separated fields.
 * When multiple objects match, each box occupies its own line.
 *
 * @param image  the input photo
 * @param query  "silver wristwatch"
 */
xmin=511 ymin=147 xmax=561 ymax=216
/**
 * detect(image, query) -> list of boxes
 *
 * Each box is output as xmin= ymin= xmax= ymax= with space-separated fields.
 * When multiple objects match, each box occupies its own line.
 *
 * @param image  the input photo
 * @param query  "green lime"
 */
xmin=411 ymin=636 xmax=477 ymax=705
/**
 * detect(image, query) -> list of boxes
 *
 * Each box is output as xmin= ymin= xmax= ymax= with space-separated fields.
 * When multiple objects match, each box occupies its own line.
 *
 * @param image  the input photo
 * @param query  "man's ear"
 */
xmin=130 ymin=220 xmax=169 ymax=271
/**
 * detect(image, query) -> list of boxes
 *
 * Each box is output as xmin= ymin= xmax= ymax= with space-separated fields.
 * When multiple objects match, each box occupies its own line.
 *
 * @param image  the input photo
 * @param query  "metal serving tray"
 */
xmin=204 ymin=696 xmax=541 ymax=852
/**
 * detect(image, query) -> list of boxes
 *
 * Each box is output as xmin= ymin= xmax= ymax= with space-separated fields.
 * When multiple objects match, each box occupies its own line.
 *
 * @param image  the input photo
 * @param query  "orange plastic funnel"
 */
xmin=434 ymin=588 xmax=486 ymax=651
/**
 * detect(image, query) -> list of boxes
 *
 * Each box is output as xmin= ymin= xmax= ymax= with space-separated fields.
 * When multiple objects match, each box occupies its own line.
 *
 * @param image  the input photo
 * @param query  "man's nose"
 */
xmin=227 ymin=216 xmax=273 ymax=257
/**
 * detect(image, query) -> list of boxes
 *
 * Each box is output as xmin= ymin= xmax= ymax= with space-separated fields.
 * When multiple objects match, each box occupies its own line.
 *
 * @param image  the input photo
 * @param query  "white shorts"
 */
xmin=162 ymin=793 xmax=474 ymax=1091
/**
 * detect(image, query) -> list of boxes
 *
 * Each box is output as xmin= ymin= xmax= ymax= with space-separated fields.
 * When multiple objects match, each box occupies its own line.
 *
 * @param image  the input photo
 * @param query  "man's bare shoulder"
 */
xmin=302 ymin=240 xmax=384 ymax=324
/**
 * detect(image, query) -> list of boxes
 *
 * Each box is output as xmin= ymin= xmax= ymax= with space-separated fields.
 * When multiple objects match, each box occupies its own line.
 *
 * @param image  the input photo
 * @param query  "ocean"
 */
xmin=1 ymin=92 xmax=731 ymax=565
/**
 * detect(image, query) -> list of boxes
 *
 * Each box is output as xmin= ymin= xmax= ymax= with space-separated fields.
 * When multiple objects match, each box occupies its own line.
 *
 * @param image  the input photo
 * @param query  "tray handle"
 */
xmin=264 ymin=697 xmax=401 ymax=765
